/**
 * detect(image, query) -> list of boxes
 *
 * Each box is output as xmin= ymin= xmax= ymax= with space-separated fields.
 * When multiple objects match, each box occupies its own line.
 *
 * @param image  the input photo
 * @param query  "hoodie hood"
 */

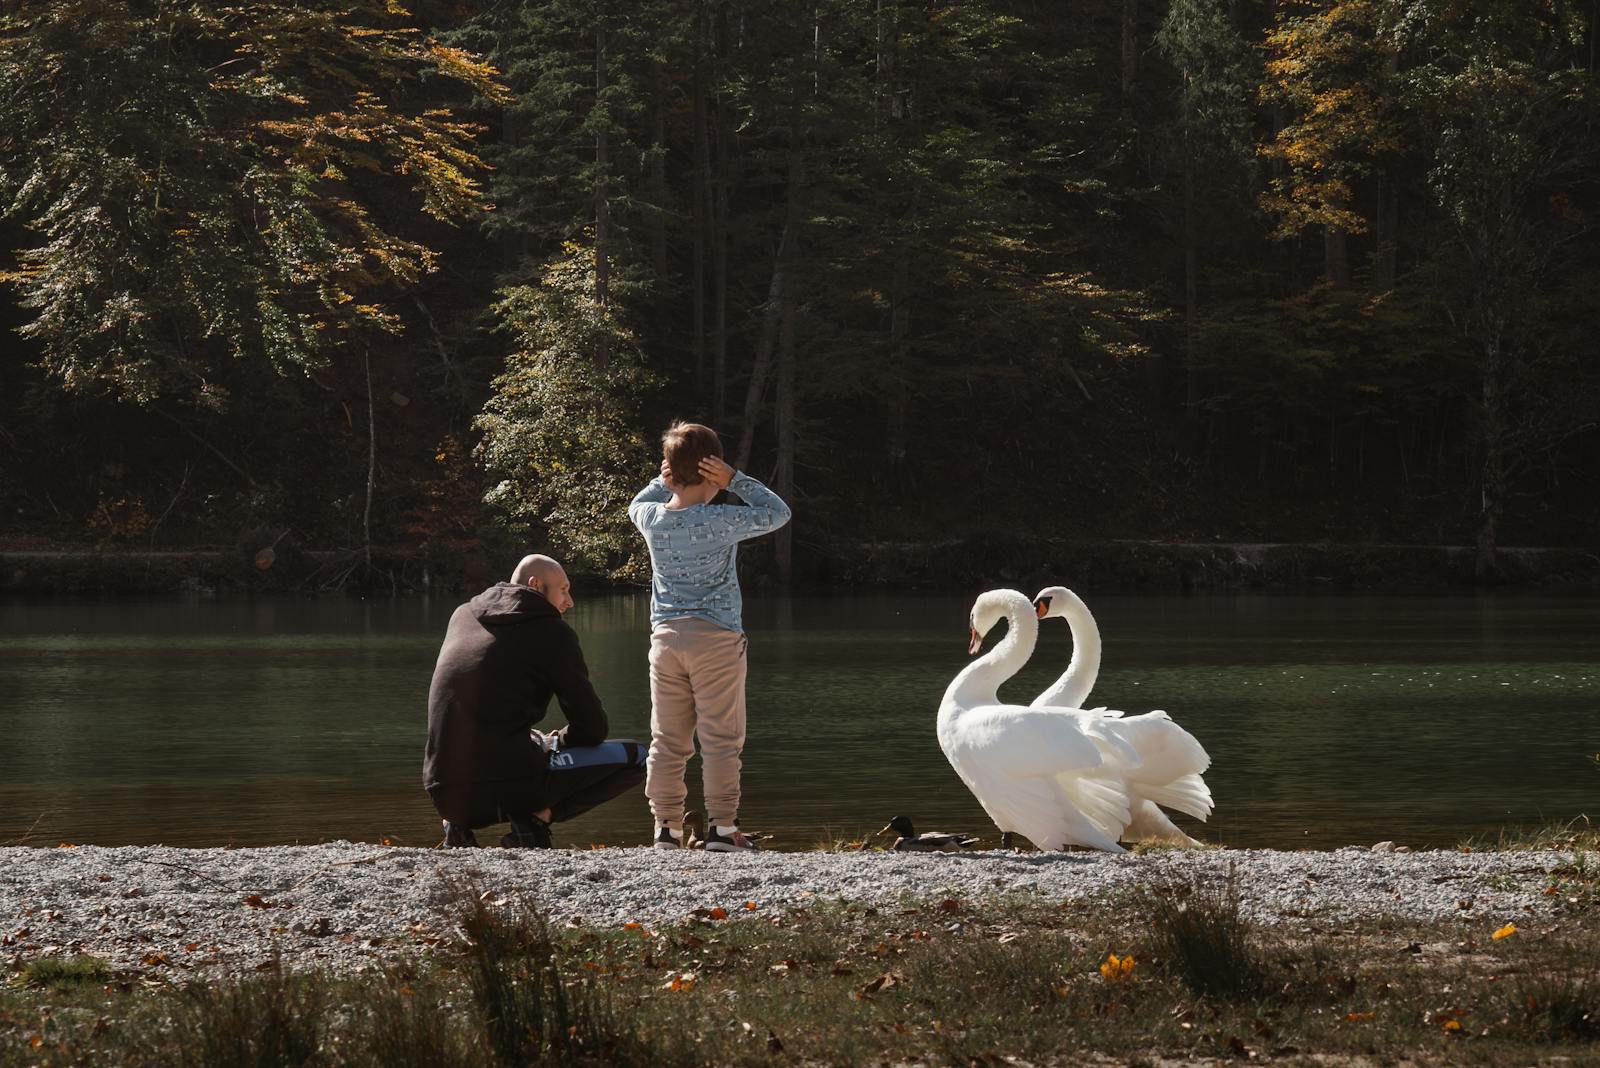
xmin=468 ymin=582 xmax=560 ymax=624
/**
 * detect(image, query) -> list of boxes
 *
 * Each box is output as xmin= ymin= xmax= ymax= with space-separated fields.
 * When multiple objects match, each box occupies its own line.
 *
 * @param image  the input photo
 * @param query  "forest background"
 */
xmin=1 ymin=0 xmax=1597 ymax=590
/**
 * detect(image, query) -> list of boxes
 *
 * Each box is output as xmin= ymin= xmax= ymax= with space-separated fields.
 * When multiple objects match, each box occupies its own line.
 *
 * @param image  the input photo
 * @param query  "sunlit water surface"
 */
xmin=1 ymin=592 xmax=1595 ymax=850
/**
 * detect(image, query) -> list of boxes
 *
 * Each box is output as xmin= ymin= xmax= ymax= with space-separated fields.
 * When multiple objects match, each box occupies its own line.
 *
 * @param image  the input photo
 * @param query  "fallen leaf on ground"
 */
xmin=856 ymin=971 xmax=903 ymax=997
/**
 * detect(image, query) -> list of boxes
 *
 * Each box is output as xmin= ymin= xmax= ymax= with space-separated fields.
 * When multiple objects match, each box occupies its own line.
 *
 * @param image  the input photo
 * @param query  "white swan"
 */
xmin=936 ymin=589 xmax=1133 ymax=853
xmin=1031 ymin=585 xmax=1214 ymax=846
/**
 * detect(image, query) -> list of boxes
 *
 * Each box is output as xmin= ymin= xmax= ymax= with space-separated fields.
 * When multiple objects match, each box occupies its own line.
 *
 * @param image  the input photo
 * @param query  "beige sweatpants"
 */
xmin=646 ymin=617 xmax=748 ymax=829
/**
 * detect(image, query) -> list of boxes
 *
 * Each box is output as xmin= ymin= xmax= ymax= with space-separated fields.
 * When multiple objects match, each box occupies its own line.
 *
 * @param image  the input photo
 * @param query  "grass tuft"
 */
xmin=1142 ymin=862 xmax=1263 ymax=999
xmin=17 ymin=954 xmax=110 ymax=990
xmin=160 ymin=966 xmax=326 ymax=1068
xmin=1461 ymin=814 xmax=1599 ymax=853
xmin=345 ymin=972 xmax=477 ymax=1068
xmin=454 ymin=884 xmax=682 ymax=1068
xmin=1506 ymin=967 xmax=1600 ymax=1043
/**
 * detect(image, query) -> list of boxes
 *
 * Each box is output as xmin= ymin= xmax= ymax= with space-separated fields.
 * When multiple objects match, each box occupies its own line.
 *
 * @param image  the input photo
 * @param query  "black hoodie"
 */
xmin=423 ymin=583 xmax=609 ymax=820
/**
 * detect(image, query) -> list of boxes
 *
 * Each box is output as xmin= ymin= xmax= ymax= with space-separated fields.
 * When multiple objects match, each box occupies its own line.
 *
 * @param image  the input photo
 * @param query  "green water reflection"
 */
xmin=1 ymin=593 xmax=1595 ymax=850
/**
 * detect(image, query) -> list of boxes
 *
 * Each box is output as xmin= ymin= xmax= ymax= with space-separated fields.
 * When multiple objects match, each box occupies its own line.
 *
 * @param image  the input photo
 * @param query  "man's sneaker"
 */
xmin=441 ymin=820 xmax=479 ymax=848
xmin=653 ymin=824 xmax=683 ymax=850
xmin=703 ymin=825 xmax=757 ymax=853
xmin=500 ymin=816 xmax=553 ymax=849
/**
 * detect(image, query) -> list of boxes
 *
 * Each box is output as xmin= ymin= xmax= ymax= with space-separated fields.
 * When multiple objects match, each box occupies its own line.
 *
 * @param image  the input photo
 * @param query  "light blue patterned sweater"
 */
xmin=628 ymin=473 xmax=792 ymax=634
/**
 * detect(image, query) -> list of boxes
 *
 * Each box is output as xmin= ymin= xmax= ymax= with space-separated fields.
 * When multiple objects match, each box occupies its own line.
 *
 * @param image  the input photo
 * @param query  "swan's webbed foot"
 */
xmin=999 ymin=831 xmax=1015 ymax=850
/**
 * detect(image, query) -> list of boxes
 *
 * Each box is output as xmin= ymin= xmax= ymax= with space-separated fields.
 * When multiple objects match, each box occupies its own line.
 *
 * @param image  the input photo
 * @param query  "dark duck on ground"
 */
xmin=877 ymin=815 xmax=980 ymax=852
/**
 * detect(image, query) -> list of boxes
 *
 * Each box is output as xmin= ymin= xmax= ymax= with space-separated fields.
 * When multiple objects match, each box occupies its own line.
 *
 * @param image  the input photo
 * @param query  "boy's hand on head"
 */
xmin=660 ymin=457 xmax=680 ymax=492
xmin=699 ymin=455 xmax=734 ymax=490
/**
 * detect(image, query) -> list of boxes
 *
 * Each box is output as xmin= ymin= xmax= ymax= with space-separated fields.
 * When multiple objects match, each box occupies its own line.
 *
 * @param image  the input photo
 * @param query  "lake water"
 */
xmin=1 ymin=592 xmax=1596 ymax=851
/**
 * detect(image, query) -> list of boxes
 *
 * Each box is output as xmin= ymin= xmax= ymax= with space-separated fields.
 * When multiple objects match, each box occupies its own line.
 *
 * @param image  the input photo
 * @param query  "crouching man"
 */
xmin=424 ymin=554 xmax=645 ymax=847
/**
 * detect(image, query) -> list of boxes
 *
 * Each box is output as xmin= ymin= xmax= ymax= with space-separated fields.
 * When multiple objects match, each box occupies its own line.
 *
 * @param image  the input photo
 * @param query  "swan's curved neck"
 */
xmin=1034 ymin=589 xmax=1101 ymax=709
xmin=944 ymin=595 xmax=1038 ymax=714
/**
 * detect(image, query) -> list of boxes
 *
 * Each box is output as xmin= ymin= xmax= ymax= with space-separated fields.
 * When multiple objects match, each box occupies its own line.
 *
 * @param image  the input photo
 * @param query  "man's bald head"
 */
xmin=510 ymin=554 xmax=574 ymax=614
xmin=511 ymin=554 xmax=562 ymax=587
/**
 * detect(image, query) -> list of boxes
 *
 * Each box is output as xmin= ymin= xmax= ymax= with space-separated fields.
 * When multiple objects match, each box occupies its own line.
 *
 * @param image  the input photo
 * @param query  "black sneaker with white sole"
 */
xmin=653 ymin=825 xmax=682 ymax=850
xmin=703 ymin=825 xmax=757 ymax=852
xmin=441 ymin=821 xmax=479 ymax=848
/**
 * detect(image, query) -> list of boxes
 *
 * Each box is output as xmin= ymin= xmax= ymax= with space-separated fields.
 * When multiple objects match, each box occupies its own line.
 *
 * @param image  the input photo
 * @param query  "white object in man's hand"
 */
xmin=531 ymin=729 xmax=563 ymax=753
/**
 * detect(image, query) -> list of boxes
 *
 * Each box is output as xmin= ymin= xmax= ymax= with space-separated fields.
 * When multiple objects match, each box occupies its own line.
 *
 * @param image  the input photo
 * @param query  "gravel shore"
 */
xmin=1 ymin=844 xmax=1576 ymax=978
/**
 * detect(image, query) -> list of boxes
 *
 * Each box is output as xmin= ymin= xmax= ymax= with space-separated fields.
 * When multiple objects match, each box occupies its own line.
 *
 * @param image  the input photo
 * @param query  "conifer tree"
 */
xmin=0 ymin=0 xmax=504 ymax=403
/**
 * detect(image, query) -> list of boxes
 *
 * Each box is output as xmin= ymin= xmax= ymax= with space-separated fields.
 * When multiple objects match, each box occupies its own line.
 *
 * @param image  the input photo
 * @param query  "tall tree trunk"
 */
xmin=1374 ymin=46 xmax=1400 ymax=291
xmin=1324 ymin=223 xmax=1350 ymax=286
xmin=691 ymin=4 xmax=709 ymax=391
xmin=711 ymin=2 xmax=732 ymax=423
xmin=886 ymin=250 xmax=911 ymax=481
xmin=733 ymin=222 xmax=792 ymax=471
xmin=1120 ymin=0 xmax=1138 ymax=119
xmin=735 ymin=134 xmax=803 ymax=470
xmin=502 ymin=105 xmax=529 ymax=273
xmin=774 ymin=279 xmax=796 ymax=586
xmin=875 ymin=0 xmax=888 ymax=126
xmin=1373 ymin=170 xmax=1398 ymax=291
xmin=593 ymin=15 xmax=611 ymax=369
xmin=362 ymin=346 xmax=375 ymax=572
xmin=878 ymin=2 xmax=910 ymax=479
xmin=1475 ymin=337 xmax=1506 ymax=582
xmin=1588 ymin=0 xmax=1596 ymax=72
xmin=1182 ymin=93 xmax=1200 ymax=446
xmin=649 ymin=60 xmax=667 ymax=285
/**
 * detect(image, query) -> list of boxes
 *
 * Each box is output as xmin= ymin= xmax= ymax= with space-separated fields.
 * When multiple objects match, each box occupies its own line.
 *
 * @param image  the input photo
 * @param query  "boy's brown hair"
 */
xmin=662 ymin=421 xmax=723 ymax=486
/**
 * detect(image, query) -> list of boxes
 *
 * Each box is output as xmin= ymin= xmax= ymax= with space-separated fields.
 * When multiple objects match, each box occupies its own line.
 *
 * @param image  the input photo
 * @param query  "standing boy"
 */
xmin=628 ymin=422 xmax=792 ymax=851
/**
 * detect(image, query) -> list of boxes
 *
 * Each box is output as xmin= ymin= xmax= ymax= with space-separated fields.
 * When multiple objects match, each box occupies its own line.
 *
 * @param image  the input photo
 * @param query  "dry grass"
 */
xmin=1141 ymin=862 xmax=1263 ymax=998
xmin=1 ymin=876 xmax=1596 ymax=1066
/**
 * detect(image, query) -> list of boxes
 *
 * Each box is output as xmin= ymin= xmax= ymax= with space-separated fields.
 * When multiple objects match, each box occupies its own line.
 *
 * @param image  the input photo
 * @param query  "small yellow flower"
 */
xmin=1098 ymin=953 xmax=1136 ymax=982
xmin=1492 ymin=923 xmax=1517 ymax=941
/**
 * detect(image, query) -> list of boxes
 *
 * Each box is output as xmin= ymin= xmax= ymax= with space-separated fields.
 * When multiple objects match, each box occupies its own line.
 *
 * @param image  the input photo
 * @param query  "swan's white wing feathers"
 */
xmin=1103 ymin=711 xmax=1211 ymax=781
xmin=954 ymin=759 xmax=1130 ymax=853
xmin=943 ymin=705 xmax=1105 ymax=779
xmin=1123 ymin=799 xmax=1203 ymax=845
xmin=1050 ymin=771 xmax=1133 ymax=851
xmin=1136 ymin=772 xmax=1214 ymax=822
xmin=1069 ymin=711 xmax=1144 ymax=770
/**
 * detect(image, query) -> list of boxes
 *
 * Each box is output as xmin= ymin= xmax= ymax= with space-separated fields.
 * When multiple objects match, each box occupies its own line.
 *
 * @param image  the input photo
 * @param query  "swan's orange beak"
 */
xmin=1034 ymin=600 xmax=1048 ymax=619
xmin=967 ymin=627 xmax=982 ymax=655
